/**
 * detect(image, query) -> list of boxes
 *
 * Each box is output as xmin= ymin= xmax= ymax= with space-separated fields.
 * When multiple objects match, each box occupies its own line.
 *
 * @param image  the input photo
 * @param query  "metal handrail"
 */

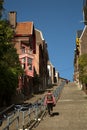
xmin=2 ymin=81 xmax=65 ymax=130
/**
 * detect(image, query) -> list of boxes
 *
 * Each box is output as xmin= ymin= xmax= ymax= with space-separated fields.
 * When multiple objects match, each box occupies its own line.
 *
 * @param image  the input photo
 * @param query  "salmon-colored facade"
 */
xmin=9 ymin=12 xmax=36 ymax=95
xmin=9 ymin=11 xmax=49 ymax=96
xmin=14 ymin=22 xmax=36 ymax=95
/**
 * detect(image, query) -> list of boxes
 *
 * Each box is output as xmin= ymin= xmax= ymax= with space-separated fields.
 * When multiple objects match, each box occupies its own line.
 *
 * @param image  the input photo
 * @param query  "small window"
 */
xmin=27 ymin=58 xmax=32 ymax=70
xmin=21 ymin=46 xmax=25 ymax=53
xmin=22 ymin=57 xmax=26 ymax=63
xmin=21 ymin=57 xmax=26 ymax=69
xmin=21 ymin=63 xmax=25 ymax=69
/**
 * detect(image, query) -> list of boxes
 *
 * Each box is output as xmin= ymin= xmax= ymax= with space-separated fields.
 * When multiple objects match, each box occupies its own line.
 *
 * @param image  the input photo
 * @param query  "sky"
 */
xmin=4 ymin=0 xmax=85 ymax=81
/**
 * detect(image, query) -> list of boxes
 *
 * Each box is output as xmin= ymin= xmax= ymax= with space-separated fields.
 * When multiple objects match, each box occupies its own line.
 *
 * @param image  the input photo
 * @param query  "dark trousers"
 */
xmin=47 ymin=103 xmax=53 ymax=115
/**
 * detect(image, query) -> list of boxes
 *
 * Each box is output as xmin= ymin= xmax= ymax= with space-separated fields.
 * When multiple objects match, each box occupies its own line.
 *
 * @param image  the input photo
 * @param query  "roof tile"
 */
xmin=15 ymin=22 xmax=33 ymax=35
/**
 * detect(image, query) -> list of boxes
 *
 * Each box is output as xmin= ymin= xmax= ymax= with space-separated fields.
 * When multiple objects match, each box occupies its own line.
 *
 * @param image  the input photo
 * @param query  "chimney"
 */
xmin=9 ymin=11 xmax=17 ymax=29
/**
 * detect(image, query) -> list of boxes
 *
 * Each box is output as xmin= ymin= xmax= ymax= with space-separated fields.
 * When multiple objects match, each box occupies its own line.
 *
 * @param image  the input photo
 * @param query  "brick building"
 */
xmin=9 ymin=11 xmax=49 ymax=96
xmin=74 ymin=26 xmax=87 ymax=90
xmin=34 ymin=29 xmax=49 ymax=93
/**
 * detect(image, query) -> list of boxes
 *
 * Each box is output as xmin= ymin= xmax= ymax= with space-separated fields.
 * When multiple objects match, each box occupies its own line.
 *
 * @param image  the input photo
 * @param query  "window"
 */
xmin=21 ymin=57 xmax=26 ymax=69
xmin=27 ymin=58 xmax=32 ymax=70
xmin=22 ymin=64 xmax=25 ymax=69
xmin=22 ymin=57 xmax=26 ymax=63
xmin=21 ymin=46 xmax=26 ymax=53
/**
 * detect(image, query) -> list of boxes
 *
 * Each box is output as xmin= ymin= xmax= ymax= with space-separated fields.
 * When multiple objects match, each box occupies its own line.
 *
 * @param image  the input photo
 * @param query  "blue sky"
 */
xmin=4 ymin=0 xmax=84 ymax=81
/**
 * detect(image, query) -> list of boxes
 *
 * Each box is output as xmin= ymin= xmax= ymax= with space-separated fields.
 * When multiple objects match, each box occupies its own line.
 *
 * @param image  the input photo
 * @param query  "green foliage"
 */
xmin=0 ymin=20 xmax=13 ymax=58
xmin=78 ymin=54 xmax=87 ymax=84
xmin=0 ymin=19 xmax=23 ymax=106
xmin=0 ymin=20 xmax=13 ymax=40
xmin=0 ymin=0 xmax=4 ymax=19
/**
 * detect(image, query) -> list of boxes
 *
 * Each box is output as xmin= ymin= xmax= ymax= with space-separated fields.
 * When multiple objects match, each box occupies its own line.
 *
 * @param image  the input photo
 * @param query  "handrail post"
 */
xmin=28 ymin=108 xmax=31 ymax=125
xmin=35 ymin=106 xmax=38 ymax=121
xmin=16 ymin=110 xmax=19 ymax=130
xmin=22 ymin=111 xmax=25 ymax=130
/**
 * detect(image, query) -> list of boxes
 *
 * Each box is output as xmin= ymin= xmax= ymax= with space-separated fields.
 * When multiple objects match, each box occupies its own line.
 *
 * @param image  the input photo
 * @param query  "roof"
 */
xmin=15 ymin=22 xmax=33 ymax=36
xmin=35 ymin=29 xmax=44 ymax=43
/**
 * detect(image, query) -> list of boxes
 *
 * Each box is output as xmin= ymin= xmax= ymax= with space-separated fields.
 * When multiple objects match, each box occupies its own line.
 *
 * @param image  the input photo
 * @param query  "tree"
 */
xmin=0 ymin=20 xmax=23 ymax=106
xmin=0 ymin=2 xmax=23 ymax=106
xmin=0 ymin=0 xmax=4 ymax=19
xmin=78 ymin=54 xmax=87 ymax=84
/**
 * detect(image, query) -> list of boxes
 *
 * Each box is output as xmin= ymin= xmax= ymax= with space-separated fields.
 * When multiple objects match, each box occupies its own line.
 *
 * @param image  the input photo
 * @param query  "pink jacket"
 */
xmin=44 ymin=92 xmax=56 ymax=106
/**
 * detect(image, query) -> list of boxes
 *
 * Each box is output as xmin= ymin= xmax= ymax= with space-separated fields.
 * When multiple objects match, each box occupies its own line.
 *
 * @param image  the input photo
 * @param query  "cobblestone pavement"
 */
xmin=33 ymin=82 xmax=87 ymax=130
